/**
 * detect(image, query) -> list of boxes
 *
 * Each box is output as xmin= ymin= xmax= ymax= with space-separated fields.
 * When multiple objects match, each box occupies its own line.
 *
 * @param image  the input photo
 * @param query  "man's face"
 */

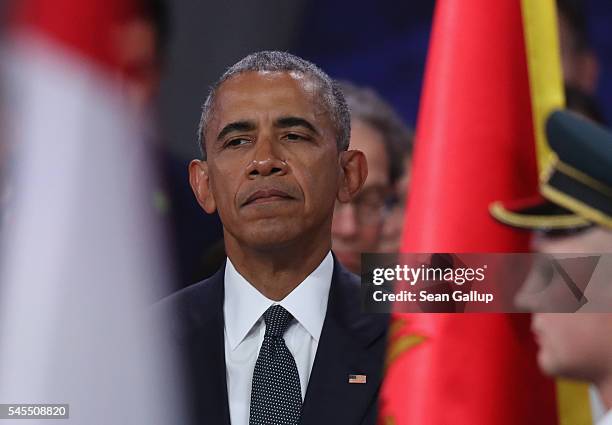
xmin=332 ymin=119 xmax=390 ymax=272
xmin=529 ymin=227 xmax=612 ymax=383
xmin=190 ymin=71 xmax=349 ymax=251
xmin=531 ymin=313 xmax=612 ymax=382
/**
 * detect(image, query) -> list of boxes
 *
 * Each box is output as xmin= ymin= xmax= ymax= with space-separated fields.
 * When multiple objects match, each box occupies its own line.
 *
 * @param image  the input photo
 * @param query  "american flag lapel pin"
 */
xmin=348 ymin=374 xmax=367 ymax=384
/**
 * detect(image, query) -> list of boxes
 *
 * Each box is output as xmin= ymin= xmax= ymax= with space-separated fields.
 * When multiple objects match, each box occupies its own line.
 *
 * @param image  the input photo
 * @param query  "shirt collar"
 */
xmin=223 ymin=251 xmax=333 ymax=351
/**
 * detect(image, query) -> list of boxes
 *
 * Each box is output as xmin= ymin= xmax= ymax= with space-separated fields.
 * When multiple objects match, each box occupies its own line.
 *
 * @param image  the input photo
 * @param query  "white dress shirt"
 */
xmin=223 ymin=252 xmax=333 ymax=425
xmin=598 ymin=410 xmax=612 ymax=425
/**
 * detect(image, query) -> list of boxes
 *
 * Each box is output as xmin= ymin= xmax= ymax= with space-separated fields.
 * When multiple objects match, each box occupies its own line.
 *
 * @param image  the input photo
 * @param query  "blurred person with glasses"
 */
xmin=332 ymin=82 xmax=412 ymax=273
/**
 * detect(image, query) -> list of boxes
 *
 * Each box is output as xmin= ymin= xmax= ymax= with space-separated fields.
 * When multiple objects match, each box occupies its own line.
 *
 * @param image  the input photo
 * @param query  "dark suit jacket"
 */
xmin=157 ymin=256 xmax=389 ymax=425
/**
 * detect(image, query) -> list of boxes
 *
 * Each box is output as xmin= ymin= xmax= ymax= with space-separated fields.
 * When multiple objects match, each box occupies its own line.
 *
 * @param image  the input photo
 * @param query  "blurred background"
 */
xmin=159 ymin=0 xmax=611 ymax=158
xmin=2 ymin=0 xmax=610 ymax=288
xmin=1 ymin=1 xmax=611 ymax=424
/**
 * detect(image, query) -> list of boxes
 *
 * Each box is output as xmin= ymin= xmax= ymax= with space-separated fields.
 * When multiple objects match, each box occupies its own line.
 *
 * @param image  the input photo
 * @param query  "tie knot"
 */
xmin=263 ymin=305 xmax=293 ymax=337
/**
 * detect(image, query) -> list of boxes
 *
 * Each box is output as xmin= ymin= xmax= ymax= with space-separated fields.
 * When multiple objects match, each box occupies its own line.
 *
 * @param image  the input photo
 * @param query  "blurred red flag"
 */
xmin=10 ymin=0 xmax=138 ymax=71
xmin=378 ymin=0 xmax=558 ymax=424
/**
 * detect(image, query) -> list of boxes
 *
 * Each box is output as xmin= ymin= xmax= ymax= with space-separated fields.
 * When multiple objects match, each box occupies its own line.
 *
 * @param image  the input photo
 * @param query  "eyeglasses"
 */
xmin=334 ymin=185 xmax=393 ymax=225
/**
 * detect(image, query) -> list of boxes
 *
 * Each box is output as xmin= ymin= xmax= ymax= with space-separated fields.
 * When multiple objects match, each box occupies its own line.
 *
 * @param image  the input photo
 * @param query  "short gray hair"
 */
xmin=337 ymin=81 xmax=413 ymax=184
xmin=197 ymin=51 xmax=351 ymax=159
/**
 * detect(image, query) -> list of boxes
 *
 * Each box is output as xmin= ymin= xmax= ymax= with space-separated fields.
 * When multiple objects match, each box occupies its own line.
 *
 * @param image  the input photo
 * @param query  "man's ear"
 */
xmin=337 ymin=150 xmax=368 ymax=203
xmin=188 ymin=159 xmax=217 ymax=213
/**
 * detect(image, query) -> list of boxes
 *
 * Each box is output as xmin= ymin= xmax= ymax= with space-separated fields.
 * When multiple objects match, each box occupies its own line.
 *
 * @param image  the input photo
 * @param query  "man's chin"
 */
xmin=537 ymin=351 xmax=579 ymax=381
xmin=239 ymin=227 xmax=303 ymax=251
xmin=536 ymin=351 xmax=557 ymax=377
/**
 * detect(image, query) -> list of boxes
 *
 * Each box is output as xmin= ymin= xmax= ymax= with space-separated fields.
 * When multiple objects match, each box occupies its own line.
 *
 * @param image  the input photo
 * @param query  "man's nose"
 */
xmin=245 ymin=137 xmax=287 ymax=178
xmin=332 ymin=203 xmax=358 ymax=237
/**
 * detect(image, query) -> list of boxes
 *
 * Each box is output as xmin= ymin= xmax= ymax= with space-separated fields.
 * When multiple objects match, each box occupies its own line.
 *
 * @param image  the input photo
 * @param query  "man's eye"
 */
xmin=285 ymin=133 xmax=305 ymax=141
xmin=226 ymin=138 xmax=250 ymax=147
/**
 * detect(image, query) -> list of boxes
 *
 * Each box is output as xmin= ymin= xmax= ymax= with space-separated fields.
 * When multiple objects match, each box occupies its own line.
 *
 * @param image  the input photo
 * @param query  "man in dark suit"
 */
xmin=158 ymin=51 xmax=389 ymax=425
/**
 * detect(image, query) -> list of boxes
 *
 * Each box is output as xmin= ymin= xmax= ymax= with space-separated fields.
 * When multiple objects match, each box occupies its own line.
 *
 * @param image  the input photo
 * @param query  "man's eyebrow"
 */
xmin=216 ymin=120 xmax=256 ymax=141
xmin=275 ymin=116 xmax=319 ymax=135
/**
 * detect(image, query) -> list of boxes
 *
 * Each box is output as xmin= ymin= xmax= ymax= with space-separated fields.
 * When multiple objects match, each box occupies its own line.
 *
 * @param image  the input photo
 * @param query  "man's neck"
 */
xmin=225 ymin=234 xmax=332 ymax=301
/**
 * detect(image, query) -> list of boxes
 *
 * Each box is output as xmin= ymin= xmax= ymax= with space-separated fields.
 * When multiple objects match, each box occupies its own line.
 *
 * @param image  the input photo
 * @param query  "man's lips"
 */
xmin=242 ymin=189 xmax=294 ymax=206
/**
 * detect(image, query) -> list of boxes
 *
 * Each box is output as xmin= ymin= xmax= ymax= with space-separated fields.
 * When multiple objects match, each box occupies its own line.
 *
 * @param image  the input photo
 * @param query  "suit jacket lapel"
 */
xmin=179 ymin=266 xmax=231 ymax=425
xmin=299 ymin=260 xmax=389 ymax=425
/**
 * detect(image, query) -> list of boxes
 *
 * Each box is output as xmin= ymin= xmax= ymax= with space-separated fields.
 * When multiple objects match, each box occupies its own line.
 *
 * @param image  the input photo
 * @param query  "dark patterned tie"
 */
xmin=249 ymin=305 xmax=302 ymax=425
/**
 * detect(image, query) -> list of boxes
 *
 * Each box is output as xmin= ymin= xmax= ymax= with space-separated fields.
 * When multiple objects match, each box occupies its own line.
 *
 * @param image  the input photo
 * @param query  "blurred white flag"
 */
xmin=0 ymin=1 xmax=183 ymax=423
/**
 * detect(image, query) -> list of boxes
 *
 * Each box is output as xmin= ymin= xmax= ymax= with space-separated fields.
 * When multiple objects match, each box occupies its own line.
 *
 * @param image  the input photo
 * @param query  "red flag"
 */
xmin=379 ymin=0 xmax=558 ymax=424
